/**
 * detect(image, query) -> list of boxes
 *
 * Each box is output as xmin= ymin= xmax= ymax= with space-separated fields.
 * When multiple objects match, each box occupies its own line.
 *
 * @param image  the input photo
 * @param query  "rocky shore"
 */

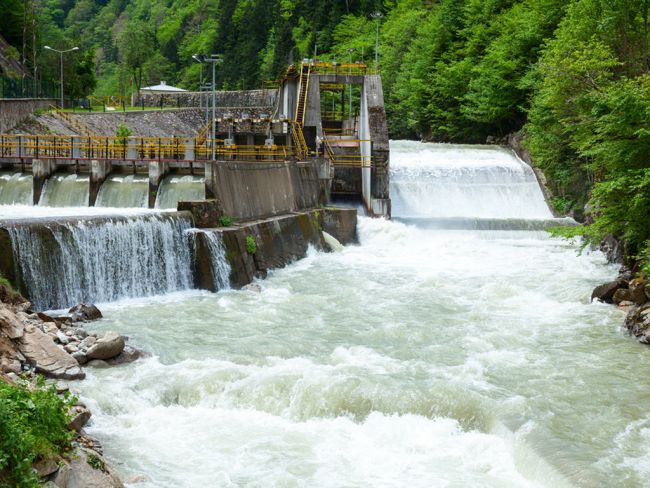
xmin=592 ymin=265 xmax=650 ymax=344
xmin=0 ymin=285 xmax=142 ymax=487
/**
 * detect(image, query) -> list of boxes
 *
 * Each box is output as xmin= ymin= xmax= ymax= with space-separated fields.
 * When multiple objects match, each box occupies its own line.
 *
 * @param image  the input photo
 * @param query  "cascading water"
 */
xmin=390 ymin=141 xmax=561 ymax=228
xmin=155 ymin=175 xmax=205 ymax=209
xmin=95 ymin=174 xmax=149 ymax=208
xmin=6 ymin=213 xmax=194 ymax=310
xmin=72 ymin=141 xmax=649 ymax=487
xmin=0 ymin=172 xmax=32 ymax=205
xmin=39 ymin=173 xmax=90 ymax=207
xmin=199 ymin=231 xmax=231 ymax=291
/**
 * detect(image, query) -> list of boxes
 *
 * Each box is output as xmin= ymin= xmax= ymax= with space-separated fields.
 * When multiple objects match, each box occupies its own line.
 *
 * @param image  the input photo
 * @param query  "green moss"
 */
xmin=218 ymin=216 xmax=233 ymax=227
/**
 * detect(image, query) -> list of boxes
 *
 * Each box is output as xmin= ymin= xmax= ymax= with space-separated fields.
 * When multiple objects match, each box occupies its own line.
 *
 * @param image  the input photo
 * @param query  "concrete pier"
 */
xmin=31 ymin=159 xmax=57 ymax=205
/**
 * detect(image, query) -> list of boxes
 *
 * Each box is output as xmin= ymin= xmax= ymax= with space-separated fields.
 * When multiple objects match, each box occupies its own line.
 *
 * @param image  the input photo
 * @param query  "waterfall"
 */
xmin=6 ymin=213 xmax=194 ymax=310
xmin=155 ymin=175 xmax=205 ymax=209
xmin=201 ymin=231 xmax=231 ymax=291
xmin=0 ymin=172 xmax=32 ymax=205
xmin=96 ymin=174 xmax=149 ymax=208
xmin=390 ymin=141 xmax=554 ymax=221
xmin=39 ymin=173 xmax=90 ymax=207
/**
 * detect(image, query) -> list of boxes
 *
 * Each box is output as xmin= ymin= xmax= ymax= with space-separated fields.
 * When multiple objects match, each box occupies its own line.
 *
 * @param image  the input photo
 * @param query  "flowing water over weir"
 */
xmin=5 ymin=213 xmax=195 ymax=310
xmin=54 ymin=141 xmax=649 ymax=487
xmin=0 ymin=172 xmax=32 ymax=205
xmin=155 ymin=174 xmax=205 ymax=209
xmin=95 ymin=174 xmax=149 ymax=208
xmin=39 ymin=173 xmax=90 ymax=207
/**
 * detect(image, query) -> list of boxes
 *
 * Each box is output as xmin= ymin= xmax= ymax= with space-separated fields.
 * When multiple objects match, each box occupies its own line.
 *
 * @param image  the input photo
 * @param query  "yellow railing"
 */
xmin=0 ymin=134 xmax=296 ymax=163
xmin=310 ymin=62 xmax=377 ymax=76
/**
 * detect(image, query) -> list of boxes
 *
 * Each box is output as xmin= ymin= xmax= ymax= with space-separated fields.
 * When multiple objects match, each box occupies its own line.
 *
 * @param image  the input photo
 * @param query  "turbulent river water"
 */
xmin=15 ymin=141 xmax=647 ymax=486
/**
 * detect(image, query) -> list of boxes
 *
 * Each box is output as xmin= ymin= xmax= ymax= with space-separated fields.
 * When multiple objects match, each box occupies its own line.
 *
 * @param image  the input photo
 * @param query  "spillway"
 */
xmin=155 ymin=175 xmax=205 ymax=209
xmin=4 ymin=213 xmax=195 ymax=310
xmin=95 ymin=174 xmax=149 ymax=208
xmin=0 ymin=172 xmax=32 ymax=205
xmin=39 ymin=173 xmax=90 ymax=207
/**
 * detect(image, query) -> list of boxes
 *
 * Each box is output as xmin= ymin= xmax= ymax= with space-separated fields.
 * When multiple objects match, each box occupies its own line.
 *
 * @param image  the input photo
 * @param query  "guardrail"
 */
xmin=0 ymin=134 xmax=297 ymax=163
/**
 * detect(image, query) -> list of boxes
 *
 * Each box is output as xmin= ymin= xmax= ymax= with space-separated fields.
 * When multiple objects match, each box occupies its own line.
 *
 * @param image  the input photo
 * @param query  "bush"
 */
xmin=245 ymin=235 xmax=257 ymax=255
xmin=115 ymin=123 xmax=132 ymax=146
xmin=218 ymin=216 xmax=233 ymax=227
xmin=0 ymin=378 xmax=75 ymax=488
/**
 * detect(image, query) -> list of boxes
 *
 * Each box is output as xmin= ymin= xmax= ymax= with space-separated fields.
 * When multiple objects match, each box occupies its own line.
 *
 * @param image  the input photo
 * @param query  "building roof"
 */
xmin=140 ymin=81 xmax=187 ymax=93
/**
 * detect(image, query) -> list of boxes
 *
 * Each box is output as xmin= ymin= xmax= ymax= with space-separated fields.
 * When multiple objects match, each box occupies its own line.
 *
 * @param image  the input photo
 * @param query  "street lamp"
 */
xmin=347 ymin=48 xmax=355 ymax=120
xmin=192 ymin=54 xmax=204 ymax=110
xmin=44 ymin=45 xmax=79 ymax=109
xmin=371 ymin=11 xmax=383 ymax=68
xmin=204 ymin=55 xmax=223 ymax=161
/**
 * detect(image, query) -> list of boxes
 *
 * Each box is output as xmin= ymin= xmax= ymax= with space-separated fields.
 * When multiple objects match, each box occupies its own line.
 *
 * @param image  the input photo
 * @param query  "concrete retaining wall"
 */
xmin=0 ymin=99 xmax=56 ymax=132
xmin=205 ymin=160 xmax=321 ymax=221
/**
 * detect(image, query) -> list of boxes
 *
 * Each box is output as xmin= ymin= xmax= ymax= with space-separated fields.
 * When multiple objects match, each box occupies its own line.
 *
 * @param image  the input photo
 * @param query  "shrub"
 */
xmin=245 ymin=235 xmax=257 ymax=255
xmin=0 ymin=378 xmax=75 ymax=488
xmin=115 ymin=123 xmax=132 ymax=146
xmin=218 ymin=216 xmax=233 ymax=227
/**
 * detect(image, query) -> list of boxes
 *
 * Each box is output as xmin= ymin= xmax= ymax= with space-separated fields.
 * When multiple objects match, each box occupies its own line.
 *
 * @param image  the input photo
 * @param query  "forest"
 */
xmin=0 ymin=0 xmax=648 ymax=271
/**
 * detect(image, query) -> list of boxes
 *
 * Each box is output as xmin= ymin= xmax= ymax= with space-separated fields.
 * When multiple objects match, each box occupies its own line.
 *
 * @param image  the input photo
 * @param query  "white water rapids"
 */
xmin=17 ymin=141 xmax=650 ymax=486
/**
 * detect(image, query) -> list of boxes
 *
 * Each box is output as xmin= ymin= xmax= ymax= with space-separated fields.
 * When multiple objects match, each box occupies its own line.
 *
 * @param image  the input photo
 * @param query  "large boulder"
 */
xmin=592 ymin=279 xmax=628 ymax=304
xmin=0 ymin=306 xmax=24 ymax=339
xmin=625 ymin=304 xmax=650 ymax=344
xmin=68 ymin=304 xmax=103 ymax=322
xmin=66 ymin=447 xmax=124 ymax=488
xmin=17 ymin=325 xmax=85 ymax=380
xmin=86 ymin=332 xmax=125 ymax=361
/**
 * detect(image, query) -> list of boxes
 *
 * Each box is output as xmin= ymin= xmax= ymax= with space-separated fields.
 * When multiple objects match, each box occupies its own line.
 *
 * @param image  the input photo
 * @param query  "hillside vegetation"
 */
xmin=1 ymin=0 xmax=649 ymax=270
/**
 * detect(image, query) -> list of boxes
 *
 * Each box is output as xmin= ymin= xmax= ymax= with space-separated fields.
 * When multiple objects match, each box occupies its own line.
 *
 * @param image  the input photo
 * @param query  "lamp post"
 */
xmin=347 ymin=48 xmax=355 ymax=120
xmin=371 ymin=11 xmax=383 ymax=68
xmin=204 ymin=55 xmax=223 ymax=161
xmin=192 ymin=54 xmax=204 ymax=110
xmin=44 ymin=45 xmax=79 ymax=109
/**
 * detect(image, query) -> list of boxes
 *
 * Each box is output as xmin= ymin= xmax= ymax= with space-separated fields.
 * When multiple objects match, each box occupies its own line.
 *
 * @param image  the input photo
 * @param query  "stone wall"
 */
xmin=132 ymin=89 xmax=279 ymax=114
xmin=0 ymin=99 xmax=56 ymax=132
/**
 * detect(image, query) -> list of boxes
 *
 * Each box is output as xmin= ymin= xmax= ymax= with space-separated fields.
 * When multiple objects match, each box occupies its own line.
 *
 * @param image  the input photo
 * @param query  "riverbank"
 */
xmin=0 ymin=285 xmax=125 ymax=487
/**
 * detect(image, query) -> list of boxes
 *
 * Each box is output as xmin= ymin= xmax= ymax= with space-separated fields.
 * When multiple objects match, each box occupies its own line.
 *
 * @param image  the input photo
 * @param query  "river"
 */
xmin=21 ymin=141 xmax=650 ymax=486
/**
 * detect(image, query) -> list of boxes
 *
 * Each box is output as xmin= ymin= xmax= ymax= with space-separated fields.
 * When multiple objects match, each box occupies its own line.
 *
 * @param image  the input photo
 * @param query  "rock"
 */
xmin=68 ymin=406 xmax=92 ymax=432
xmin=592 ymin=279 xmax=627 ymax=304
xmin=628 ymin=278 xmax=649 ymax=305
xmin=66 ymin=447 xmax=124 ymax=488
xmin=127 ymin=474 xmax=148 ymax=483
xmin=56 ymin=331 xmax=69 ymax=345
xmin=625 ymin=304 xmax=650 ymax=344
xmin=65 ymin=343 xmax=79 ymax=354
xmin=68 ymin=304 xmax=103 ymax=322
xmin=599 ymin=234 xmax=624 ymax=263
xmin=79 ymin=336 xmax=97 ymax=350
xmin=17 ymin=325 xmax=85 ymax=380
xmin=1 ymin=357 xmax=21 ymax=374
xmin=72 ymin=351 xmax=88 ymax=365
xmin=86 ymin=332 xmax=125 ymax=360
xmin=243 ymin=283 xmax=262 ymax=293
xmin=105 ymin=345 xmax=148 ymax=366
xmin=0 ymin=307 xmax=24 ymax=339
xmin=33 ymin=456 xmax=60 ymax=478
xmin=613 ymin=288 xmax=634 ymax=305
xmin=85 ymin=359 xmax=110 ymax=368
xmin=52 ymin=461 xmax=70 ymax=487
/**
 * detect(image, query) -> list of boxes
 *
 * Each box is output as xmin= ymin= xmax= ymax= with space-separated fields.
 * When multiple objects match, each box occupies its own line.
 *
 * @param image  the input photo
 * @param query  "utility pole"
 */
xmin=371 ymin=11 xmax=383 ymax=69
xmin=348 ymin=48 xmax=355 ymax=121
xmin=191 ymin=55 xmax=204 ymax=110
xmin=44 ymin=45 xmax=79 ymax=109
xmin=204 ymin=55 xmax=223 ymax=160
